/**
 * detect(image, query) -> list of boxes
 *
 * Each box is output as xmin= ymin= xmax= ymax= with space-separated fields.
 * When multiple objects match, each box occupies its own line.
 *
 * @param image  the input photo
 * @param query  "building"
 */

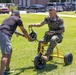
xmin=14 ymin=0 xmax=49 ymax=7
xmin=14 ymin=0 xmax=76 ymax=7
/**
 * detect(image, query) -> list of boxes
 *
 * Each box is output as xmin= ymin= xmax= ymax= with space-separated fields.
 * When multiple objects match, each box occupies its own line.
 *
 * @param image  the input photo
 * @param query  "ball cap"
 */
xmin=12 ymin=10 xmax=21 ymax=18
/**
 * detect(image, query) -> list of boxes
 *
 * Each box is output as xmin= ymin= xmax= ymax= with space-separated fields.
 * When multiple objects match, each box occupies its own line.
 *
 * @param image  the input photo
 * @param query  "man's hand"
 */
xmin=28 ymin=36 xmax=34 ymax=42
xmin=47 ymin=31 xmax=55 ymax=36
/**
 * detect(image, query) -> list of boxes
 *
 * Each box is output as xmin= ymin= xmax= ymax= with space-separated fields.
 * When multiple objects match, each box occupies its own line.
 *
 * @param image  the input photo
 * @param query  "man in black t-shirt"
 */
xmin=0 ymin=10 xmax=33 ymax=75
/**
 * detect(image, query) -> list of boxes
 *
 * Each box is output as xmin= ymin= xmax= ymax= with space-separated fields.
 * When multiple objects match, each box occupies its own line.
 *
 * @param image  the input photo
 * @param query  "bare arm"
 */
xmin=29 ymin=21 xmax=45 ymax=28
xmin=19 ymin=26 xmax=32 ymax=41
xmin=14 ymin=31 xmax=24 ymax=37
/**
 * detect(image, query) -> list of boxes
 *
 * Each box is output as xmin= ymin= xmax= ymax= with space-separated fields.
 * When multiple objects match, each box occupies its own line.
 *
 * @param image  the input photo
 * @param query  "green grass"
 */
xmin=0 ymin=13 xmax=76 ymax=75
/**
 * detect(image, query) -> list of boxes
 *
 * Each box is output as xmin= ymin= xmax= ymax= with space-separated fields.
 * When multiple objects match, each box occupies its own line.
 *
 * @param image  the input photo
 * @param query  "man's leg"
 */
xmin=5 ymin=49 xmax=12 ymax=70
xmin=0 ymin=44 xmax=12 ymax=75
xmin=0 ymin=54 xmax=9 ymax=75
xmin=37 ymin=38 xmax=48 ymax=53
xmin=41 ymin=35 xmax=63 ymax=61
xmin=38 ymin=41 xmax=45 ymax=53
xmin=38 ymin=33 xmax=51 ymax=53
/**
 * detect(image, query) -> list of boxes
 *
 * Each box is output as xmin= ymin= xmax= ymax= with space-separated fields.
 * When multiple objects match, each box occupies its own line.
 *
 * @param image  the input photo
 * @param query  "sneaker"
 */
xmin=41 ymin=55 xmax=49 ymax=61
xmin=4 ymin=68 xmax=10 ymax=75
xmin=4 ymin=68 xmax=15 ymax=75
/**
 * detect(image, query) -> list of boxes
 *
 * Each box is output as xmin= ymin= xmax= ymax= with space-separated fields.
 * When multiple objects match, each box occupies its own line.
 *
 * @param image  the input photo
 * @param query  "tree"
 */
xmin=0 ymin=0 xmax=6 ymax=3
xmin=0 ymin=0 xmax=11 ymax=3
xmin=50 ymin=0 xmax=56 ymax=2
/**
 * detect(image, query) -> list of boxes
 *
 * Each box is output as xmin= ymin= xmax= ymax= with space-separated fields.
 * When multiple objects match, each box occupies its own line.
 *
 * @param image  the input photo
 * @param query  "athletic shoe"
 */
xmin=4 ymin=68 xmax=10 ymax=75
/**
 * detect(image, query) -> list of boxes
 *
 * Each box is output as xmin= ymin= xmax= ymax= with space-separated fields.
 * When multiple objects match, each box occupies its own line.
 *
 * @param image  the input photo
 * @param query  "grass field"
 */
xmin=0 ymin=13 xmax=76 ymax=75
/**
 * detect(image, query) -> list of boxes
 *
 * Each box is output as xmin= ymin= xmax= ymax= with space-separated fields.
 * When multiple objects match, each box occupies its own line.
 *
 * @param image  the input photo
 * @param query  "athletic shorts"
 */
xmin=0 ymin=30 xmax=12 ymax=54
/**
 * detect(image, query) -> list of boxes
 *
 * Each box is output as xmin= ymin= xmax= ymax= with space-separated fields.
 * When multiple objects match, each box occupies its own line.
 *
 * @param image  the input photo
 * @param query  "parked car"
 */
xmin=0 ymin=4 xmax=9 ymax=14
xmin=61 ymin=2 xmax=74 ymax=11
xmin=45 ymin=3 xmax=63 ymax=12
xmin=56 ymin=4 xmax=63 ymax=12
xmin=71 ymin=4 xmax=75 ymax=11
xmin=26 ymin=4 xmax=45 ymax=13
xmin=18 ymin=5 xmax=26 ymax=10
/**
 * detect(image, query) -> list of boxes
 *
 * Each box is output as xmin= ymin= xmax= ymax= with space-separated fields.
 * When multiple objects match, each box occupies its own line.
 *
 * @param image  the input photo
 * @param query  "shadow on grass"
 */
xmin=51 ymin=61 xmax=64 ymax=65
xmin=36 ymin=63 xmax=58 ymax=75
xmin=11 ymin=61 xmax=64 ymax=75
xmin=11 ymin=64 xmax=57 ymax=75
xmin=12 ymin=66 xmax=35 ymax=75
xmin=36 ymin=60 xmax=65 ymax=75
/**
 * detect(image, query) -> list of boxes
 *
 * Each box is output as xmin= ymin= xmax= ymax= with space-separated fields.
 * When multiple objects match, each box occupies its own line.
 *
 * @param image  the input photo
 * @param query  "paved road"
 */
xmin=33 ymin=12 xmax=76 ymax=18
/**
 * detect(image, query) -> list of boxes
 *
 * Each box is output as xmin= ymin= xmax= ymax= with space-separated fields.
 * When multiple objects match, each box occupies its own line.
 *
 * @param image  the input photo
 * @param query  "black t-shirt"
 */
xmin=0 ymin=16 xmax=23 ymax=36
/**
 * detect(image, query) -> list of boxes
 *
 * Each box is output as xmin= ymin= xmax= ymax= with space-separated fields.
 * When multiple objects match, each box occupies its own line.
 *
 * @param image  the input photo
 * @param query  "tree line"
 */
xmin=0 ymin=0 xmax=11 ymax=3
